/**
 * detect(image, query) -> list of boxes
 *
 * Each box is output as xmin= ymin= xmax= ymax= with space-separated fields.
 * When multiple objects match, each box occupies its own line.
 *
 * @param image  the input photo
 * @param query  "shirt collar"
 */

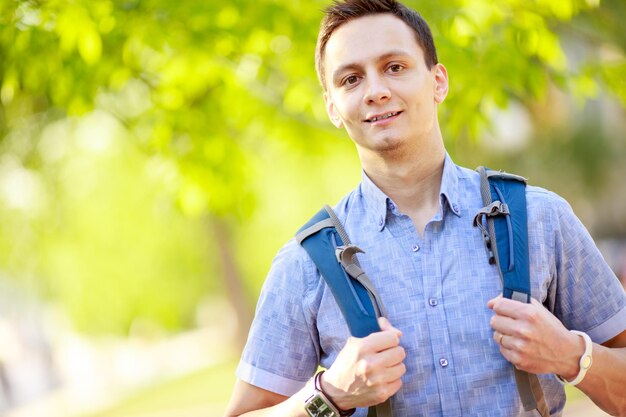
xmin=360 ymin=170 xmax=391 ymax=231
xmin=360 ymin=152 xmax=462 ymax=231
xmin=440 ymin=152 xmax=462 ymax=218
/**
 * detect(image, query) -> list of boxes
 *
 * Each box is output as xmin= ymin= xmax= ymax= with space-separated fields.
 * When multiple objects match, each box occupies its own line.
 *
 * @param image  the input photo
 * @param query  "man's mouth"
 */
xmin=365 ymin=111 xmax=402 ymax=123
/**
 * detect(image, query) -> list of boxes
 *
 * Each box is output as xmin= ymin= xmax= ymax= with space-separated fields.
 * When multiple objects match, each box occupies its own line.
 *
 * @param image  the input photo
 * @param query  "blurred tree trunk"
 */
xmin=210 ymin=217 xmax=253 ymax=350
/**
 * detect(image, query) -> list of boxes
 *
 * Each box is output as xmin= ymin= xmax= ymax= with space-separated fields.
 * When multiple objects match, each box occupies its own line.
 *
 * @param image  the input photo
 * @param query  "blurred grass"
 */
xmin=82 ymin=357 xmax=238 ymax=417
xmin=81 ymin=355 xmax=587 ymax=417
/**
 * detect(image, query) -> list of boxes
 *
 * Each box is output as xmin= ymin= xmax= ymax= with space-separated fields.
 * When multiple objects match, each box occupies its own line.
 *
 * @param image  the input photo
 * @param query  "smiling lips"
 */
xmin=364 ymin=111 xmax=402 ymax=124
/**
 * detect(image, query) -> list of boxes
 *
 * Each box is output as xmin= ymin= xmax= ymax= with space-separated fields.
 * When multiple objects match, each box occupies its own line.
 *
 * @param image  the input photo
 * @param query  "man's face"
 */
xmin=323 ymin=14 xmax=448 ymax=157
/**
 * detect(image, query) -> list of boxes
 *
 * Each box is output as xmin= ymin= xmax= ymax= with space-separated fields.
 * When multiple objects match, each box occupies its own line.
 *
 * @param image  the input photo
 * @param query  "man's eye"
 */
xmin=343 ymin=75 xmax=359 ymax=85
xmin=388 ymin=64 xmax=404 ymax=73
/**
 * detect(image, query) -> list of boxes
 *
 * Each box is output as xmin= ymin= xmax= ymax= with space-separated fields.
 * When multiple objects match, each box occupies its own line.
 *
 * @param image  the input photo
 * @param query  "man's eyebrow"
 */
xmin=331 ymin=50 xmax=413 ymax=84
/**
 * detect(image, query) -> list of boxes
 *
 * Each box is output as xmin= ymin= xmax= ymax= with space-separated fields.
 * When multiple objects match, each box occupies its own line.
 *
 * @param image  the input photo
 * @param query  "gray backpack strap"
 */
xmin=475 ymin=167 xmax=551 ymax=417
xmin=367 ymin=400 xmax=392 ymax=417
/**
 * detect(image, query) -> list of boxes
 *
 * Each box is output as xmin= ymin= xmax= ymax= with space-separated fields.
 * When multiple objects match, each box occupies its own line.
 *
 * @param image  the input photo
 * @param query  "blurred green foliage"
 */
xmin=0 ymin=0 xmax=624 ymax=335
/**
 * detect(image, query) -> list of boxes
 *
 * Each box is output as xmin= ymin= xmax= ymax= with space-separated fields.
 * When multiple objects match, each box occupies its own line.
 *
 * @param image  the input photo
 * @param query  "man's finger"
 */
xmin=488 ymin=296 xmax=529 ymax=319
xmin=372 ymin=345 xmax=406 ymax=368
xmin=383 ymin=378 xmax=403 ymax=399
xmin=490 ymin=315 xmax=517 ymax=334
xmin=378 ymin=316 xmax=391 ymax=330
xmin=368 ymin=360 xmax=407 ymax=385
xmin=378 ymin=317 xmax=403 ymax=337
xmin=384 ymin=362 xmax=406 ymax=382
xmin=487 ymin=294 xmax=503 ymax=309
xmin=364 ymin=328 xmax=402 ymax=352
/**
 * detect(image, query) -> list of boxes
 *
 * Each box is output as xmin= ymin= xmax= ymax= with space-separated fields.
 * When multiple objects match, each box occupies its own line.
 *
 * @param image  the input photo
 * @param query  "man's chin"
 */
xmin=356 ymin=138 xmax=407 ymax=157
xmin=373 ymin=136 xmax=405 ymax=152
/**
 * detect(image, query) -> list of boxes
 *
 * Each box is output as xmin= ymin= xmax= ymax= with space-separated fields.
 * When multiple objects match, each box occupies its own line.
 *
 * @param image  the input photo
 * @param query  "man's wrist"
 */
xmin=556 ymin=330 xmax=593 ymax=386
xmin=318 ymin=371 xmax=356 ymax=416
xmin=559 ymin=330 xmax=586 ymax=380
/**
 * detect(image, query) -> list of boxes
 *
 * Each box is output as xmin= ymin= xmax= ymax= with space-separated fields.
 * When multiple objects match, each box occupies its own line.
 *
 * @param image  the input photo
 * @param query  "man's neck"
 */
xmin=361 ymin=141 xmax=446 ymax=236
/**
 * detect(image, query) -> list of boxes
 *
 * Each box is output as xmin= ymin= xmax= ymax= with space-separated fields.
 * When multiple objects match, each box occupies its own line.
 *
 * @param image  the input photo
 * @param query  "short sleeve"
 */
xmin=551 ymin=194 xmax=626 ymax=343
xmin=235 ymin=238 xmax=320 ymax=396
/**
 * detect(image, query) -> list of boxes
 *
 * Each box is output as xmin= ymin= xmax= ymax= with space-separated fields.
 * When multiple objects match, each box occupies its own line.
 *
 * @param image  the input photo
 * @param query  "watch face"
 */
xmin=305 ymin=394 xmax=336 ymax=417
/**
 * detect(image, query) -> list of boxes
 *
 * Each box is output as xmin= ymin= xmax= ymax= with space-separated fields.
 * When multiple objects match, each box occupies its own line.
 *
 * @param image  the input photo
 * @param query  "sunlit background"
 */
xmin=0 ymin=0 xmax=624 ymax=416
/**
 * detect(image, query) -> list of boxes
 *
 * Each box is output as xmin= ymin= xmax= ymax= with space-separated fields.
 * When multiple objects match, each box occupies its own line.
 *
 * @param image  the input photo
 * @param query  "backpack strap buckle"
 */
xmin=473 ymin=201 xmax=510 ymax=223
xmin=335 ymin=244 xmax=364 ymax=265
xmin=473 ymin=201 xmax=511 ymax=266
xmin=336 ymin=245 xmax=366 ymax=280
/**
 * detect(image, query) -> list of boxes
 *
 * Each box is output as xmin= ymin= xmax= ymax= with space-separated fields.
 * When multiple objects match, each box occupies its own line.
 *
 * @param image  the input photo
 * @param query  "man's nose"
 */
xmin=363 ymin=74 xmax=391 ymax=104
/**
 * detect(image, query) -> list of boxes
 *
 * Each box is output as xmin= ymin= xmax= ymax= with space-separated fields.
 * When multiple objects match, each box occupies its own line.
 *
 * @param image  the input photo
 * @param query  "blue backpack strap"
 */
xmin=296 ymin=205 xmax=392 ymax=417
xmin=296 ymin=205 xmax=381 ymax=337
xmin=473 ymin=167 xmax=551 ymax=417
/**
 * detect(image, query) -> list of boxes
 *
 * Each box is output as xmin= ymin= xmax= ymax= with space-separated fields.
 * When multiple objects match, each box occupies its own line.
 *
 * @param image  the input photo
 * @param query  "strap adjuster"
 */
xmin=473 ymin=201 xmax=510 ymax=267
xmin=335 ymin=244 xmax=364 ymax=265
xmin=472 ymin=201 xmax=509 ymax=225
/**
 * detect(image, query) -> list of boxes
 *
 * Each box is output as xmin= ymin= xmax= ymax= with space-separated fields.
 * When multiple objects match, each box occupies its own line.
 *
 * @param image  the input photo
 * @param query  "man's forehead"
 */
xmin=323 ymin=14 xmax=423 ymax=69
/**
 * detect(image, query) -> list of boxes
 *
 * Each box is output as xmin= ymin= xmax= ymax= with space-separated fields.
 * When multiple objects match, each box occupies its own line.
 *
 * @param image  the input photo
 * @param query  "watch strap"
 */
xmin=556 ymin=330 xmax=593 ymax=386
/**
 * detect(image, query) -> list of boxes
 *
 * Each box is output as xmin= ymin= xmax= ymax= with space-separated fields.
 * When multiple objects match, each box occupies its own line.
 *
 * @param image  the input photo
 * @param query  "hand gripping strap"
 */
xmin=297 ymin=206 xmax=392 ymax=417
xmin=476 ymin=167 xmax=551 ymax=417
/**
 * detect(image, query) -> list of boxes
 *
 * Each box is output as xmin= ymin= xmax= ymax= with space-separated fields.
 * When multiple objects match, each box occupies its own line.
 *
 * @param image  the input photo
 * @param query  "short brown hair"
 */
xmin=315 ymin=0 xmax=438 ymax=89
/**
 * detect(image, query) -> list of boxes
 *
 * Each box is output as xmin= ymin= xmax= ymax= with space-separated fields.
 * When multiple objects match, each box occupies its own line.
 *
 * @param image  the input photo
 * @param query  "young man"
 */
xmin=224 ymin=1 xmax=626 ymax=416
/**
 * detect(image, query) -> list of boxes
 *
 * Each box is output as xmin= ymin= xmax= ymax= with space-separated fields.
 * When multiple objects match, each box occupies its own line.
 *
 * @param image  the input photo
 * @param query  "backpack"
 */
xmin=295 ymin=167 xmax=550 ymax=417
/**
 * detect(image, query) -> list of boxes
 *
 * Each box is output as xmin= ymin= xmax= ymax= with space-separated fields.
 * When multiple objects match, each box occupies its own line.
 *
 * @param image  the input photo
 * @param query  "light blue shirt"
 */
xmin=237 ymin=154 xmax=626 ymax=416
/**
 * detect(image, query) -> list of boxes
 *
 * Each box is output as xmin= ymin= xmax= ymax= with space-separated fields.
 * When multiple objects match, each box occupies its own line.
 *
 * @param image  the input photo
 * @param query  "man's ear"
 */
xmin=324 ymin=92 xmax=343 ymax=128
xmin=433 ymin=63 xmax=449 ymax=104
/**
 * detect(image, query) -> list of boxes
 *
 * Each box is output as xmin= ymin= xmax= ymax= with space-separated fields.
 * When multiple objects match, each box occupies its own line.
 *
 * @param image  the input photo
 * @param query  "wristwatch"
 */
xmin=304 ymin=371 xmax=356 ymax=417
xmin=556 ymin=330 xmax=593 ymax=386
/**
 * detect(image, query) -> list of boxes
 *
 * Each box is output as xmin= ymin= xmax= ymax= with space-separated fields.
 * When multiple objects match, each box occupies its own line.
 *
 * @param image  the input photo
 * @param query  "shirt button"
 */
xmin=452 ymin=203 xmax=459 ymax=213
xmin=439 ymin=358 xmax=449 ymax=367
xmin=378 ymin=217 xmax=384 ymax=226
xmin=429 ymin=298 xmax=438 ymax=306
xmin=412 ymin=244 xmax=420 ymax=252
